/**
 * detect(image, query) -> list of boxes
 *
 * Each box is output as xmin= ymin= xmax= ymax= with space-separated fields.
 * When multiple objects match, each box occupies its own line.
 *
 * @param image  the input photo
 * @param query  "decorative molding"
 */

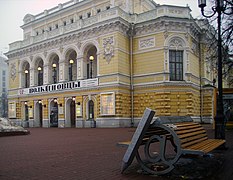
xmin=103 ymin=36 xmax=114 ymax=64
xmin=169 ymin=38 xmax=184 ymax=50
xmin=10 ymin=63 xmax=17 ymax=81
xmin=163 ymin=30 xmax=169 ymax=39
xmin=59 ymin=46 xmax=63 ymax=54
xmin=139 ymin=37 xmax=155 ymax=50
xmin=191 ymin=41 xmax=197 ymax=53
xmin=29 ymin=55 xmax=33 ymax=62
xmin=6 ymin=21 xmax=127 ymax=60
xmin=133 ymin=81 xmax=201 ymax=90
xmin=43 ymin=51 xmax=47 ymax=58
xmin=77 ymin=42 xmax=82 ymax=50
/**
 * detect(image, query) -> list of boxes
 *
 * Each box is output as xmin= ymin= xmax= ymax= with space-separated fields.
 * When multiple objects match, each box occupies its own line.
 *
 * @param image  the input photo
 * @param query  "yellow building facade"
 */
xmin=6 ymin=0 xmax=215 ymax=128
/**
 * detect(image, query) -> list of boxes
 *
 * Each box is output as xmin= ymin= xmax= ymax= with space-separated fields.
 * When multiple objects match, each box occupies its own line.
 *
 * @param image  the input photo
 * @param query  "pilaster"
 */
xmin=77 ymin=55 xmax=84 ymax=80
xmin=43 ymin=64 xmax=49 ymax=84
xmin=59 ymin=59 xmax=66 ymax=82
xmin=30 ymin=68 xmax=35 ymax=87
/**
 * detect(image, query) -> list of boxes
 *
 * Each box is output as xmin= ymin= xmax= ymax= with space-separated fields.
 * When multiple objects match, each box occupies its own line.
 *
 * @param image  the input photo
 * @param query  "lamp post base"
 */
xmin=214 ymin=114 xmax=227 ymax=150
xmin=215 ymin=114 xmax=225 ymax=139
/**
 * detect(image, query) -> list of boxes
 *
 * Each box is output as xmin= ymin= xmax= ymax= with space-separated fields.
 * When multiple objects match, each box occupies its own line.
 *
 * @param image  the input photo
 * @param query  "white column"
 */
xmin=29 ymin=68 xmax=35 ymax=87
xmin=19 ymin=71 xmax=22 ymax=88
xmin=163 ymin=48 xmax=169 ymax=82
xmin=97 ymin=53 xmax=100 ymax=77
xmin=59 ymin=59 xmax=66 ymax=82
xmin=77 ymin=55 xmax=84 ymax=80
xmin=43 ymin=64 xmax=49 ymax=84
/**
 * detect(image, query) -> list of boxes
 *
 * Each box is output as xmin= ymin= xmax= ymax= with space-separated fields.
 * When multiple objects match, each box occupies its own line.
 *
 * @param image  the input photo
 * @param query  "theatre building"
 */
xmin=6 ymin=0 xmax=216 ymax=128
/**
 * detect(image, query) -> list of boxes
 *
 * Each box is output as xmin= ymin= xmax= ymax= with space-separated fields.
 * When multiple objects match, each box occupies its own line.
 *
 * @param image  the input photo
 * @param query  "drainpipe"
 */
xmin=128 ymin=23 xmax=135 ymax=127
xmin=199 ymin=33 xmax=203 ymax=123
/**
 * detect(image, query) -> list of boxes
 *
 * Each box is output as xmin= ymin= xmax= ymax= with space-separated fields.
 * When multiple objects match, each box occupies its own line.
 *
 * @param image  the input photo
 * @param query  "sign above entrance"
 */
xmin=18 ymin=78 xmax=98 ymax=95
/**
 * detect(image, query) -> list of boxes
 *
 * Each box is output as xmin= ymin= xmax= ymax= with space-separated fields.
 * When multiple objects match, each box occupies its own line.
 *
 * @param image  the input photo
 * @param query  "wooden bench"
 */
xmin=117 ymin=108 xmax=226 ymax=175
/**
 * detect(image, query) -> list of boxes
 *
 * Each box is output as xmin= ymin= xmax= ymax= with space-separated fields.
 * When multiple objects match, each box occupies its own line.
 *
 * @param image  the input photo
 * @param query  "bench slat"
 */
xmin=181 ymin=133 xmax=208 ymax=144
xmin=175 ymin=127 xmax=204 ymax=135
xmin=175 ymin=122 xmax=199 ymax=127
xmin=181 ymin=136 xmax=208 ymax=148
xmin=176 ymin=123 xmax=202 ymax=128
xmin=175 ymin=124 xmax=202 ymax=131
xmin=184 ymin=139 xmax=225 ymax=153
xmin=178 ymin=130 xmax=207 ymax=139
xmin=202 ymin=140 xmax=225 ymax=153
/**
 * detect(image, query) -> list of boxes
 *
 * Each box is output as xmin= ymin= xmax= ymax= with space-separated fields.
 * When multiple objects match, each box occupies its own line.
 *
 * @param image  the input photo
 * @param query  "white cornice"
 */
xmin=6 ymin=19 xmax=129 ymax=60
xmin=21 ymin=0 xmax=92 ymax=28
xmin=134 ymin=81 xmax=201 ymax=91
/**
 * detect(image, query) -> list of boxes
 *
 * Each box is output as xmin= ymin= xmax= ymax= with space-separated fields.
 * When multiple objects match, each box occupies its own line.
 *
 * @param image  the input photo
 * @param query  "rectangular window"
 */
xmin=9 ymin=102 xmax=16 ymax=118
xmin=2 ymin=70 xmax=6 ymax=75
xmin=76 ymin=103 xmax=82 ymax=117
xmin=100 ymin=93 xmax=115 ymax=115
xmin=169 ymin=50 xmax=183 ymax=81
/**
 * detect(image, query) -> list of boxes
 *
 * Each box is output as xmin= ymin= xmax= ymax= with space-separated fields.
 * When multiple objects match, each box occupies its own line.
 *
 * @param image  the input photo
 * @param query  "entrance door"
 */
xmin=39 ymin=103 xmax=43 ymax=127
xmin=50 ymin=103 xmax=58 ymax=127
xmin=70 ymin=100 xmax=76 ymax=127
xmin=25 ymin=104 xmax=29 ymax=127
xmin=88 ymin=100 xmax=95 ymax=128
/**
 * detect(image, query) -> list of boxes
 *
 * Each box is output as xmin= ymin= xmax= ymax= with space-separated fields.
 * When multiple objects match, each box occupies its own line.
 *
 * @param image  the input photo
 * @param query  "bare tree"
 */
xmin=221 ymin=0 xmax=233 ymax=86
xmin=199 ymin=0 xmax=233 ymax=86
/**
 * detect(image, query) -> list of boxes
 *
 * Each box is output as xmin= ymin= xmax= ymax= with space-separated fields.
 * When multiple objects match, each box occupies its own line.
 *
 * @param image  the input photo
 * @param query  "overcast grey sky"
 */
xmin=0 ymin=0 xmax=202 ymax=57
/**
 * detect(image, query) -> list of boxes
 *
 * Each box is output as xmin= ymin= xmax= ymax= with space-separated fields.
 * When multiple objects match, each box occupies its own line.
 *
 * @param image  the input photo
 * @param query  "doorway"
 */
xmin=88 ymin=100 xmax=95 ymax=128
xmin=50 ymin=101 xmax=58 ymax=127
xmin=39 ymin=103 xmax=43 ymax=127
xmin=35 ymin=101 xmax=43 ymax=127
xmin=70 ymin=100 xmax=76 ymax=127
xmin=25 ymin=104 xmax=29 ymax=127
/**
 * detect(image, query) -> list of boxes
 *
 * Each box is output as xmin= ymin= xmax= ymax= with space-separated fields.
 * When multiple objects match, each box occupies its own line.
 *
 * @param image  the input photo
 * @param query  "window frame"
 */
xmin=169 ymin=50 xmax=184 ymax=81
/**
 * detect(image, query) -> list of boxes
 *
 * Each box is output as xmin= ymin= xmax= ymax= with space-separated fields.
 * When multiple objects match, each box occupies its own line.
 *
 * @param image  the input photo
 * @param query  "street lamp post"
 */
xmin=24 ymin=69 xmax=29 ymax=87
xmin=89 ymin=55 xmax=94 ymax=78
xmin=52 ymin=63 xmax=57 ymax=83
xmin=69 ymin=59 xmax=74 ymax=81
xmin=38 ymin=66 xmax=43 ymax=86
xmin=198 ymin=0 xmax=226 ymax=140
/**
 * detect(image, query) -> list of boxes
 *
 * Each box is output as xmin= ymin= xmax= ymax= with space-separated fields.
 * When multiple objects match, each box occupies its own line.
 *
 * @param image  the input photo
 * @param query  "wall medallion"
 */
xmin=103 ymin=36 xmax=114 ymax=64
xmin=10 ymin=63 xmax=17 ymax=80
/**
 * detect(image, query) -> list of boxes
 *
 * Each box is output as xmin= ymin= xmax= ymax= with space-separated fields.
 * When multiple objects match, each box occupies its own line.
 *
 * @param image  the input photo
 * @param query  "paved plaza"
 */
xmin=0 ymin=125 xmax=232 ymax=180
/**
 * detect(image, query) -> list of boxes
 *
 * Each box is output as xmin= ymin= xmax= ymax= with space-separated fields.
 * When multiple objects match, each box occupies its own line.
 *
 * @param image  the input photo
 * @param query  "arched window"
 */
xmin=85 ymin=46 xmax=97 ymax=79
xmin=36 ymin=58 xmax=44 ymax=86
xmin=22 ymin=62 xmax=30 ymax=88
xmin=49 ymin=54 xmax=59 ymax=84
xmin=65 ymin=50 xmax=77 ymax=81
xmin=168 ymin=38 xmax=185 ymax=81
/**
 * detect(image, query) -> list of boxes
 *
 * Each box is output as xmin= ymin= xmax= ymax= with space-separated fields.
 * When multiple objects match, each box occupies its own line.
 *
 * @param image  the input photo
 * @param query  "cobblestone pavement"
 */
xmin=0 ymin=125 xmax=232 ymax=180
